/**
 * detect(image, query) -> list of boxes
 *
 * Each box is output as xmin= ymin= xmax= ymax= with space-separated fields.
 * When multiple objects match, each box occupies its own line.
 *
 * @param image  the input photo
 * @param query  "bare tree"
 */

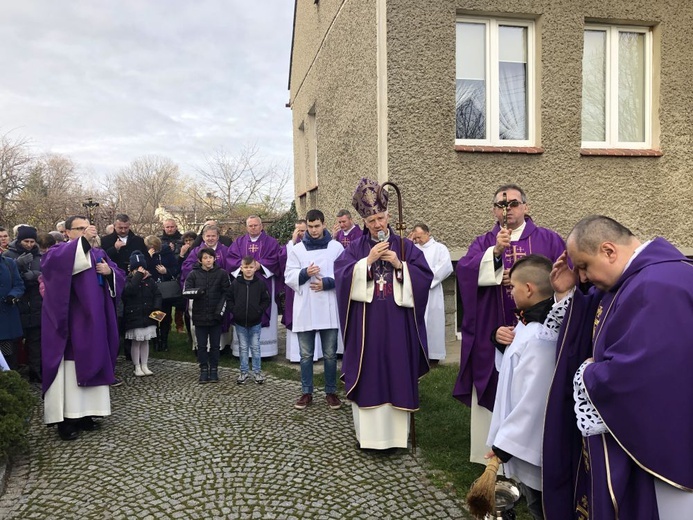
xmin=14 ymin=154 xmax=87 ymax=230
xmin=191 ymin=143 xmax=291 ymax=219
xmin=0 ymin=132 xmax=34 ymax=224
xmin=112 ymin=156 xmax=182 ymax=235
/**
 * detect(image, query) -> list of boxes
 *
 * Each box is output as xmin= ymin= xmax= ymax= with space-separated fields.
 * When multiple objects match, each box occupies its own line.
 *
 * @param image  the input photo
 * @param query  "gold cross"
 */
xmin=248 ymin=243 xmax=259 ymax=254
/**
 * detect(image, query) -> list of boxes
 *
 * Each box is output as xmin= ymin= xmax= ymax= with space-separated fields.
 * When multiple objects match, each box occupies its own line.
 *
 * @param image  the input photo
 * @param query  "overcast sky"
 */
xmin=0 ymin=1 xmax=295 ymax=190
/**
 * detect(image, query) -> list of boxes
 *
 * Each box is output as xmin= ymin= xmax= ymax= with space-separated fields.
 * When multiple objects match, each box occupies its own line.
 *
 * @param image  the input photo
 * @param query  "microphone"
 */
xmin=377 ymin=230 xmax=386 ymax=242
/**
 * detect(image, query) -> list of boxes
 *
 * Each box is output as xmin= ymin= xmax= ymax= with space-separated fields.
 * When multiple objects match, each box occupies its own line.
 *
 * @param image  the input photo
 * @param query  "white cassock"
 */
xmin=415 ymin=237 xmax=452 ymax=360
xmin=470 ymin=223 xmax=526 ymax=464
xmin=486 ymin=320 xmax=555 ymax=491
xmin=284 ymin=239 xmax=322 ymax=362
xmin=285 ymin=240 xmax=343 ymax=334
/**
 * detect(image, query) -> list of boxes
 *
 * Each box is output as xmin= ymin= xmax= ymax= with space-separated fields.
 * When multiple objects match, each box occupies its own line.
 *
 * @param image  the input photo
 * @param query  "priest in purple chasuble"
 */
xmin=41 ymin=216 xmax=125 ymax=440
xmin=332 ymin=209 xmax=363 ymax=249
xmin=335 ymin=178 xmax=432 ymax=450
xmin=225 ymin=215 xmax=281 ymax=357
xmin=180 ymin=224 xmax=230 ymax=349
xmin=543 ymin=216 xmax=693 ymax=519
xmin=453 ymin=184 xmax=565 ymax=464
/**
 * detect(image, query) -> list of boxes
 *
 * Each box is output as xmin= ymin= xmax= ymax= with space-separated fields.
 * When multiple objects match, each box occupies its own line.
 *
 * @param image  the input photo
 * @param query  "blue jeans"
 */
xmin=195 ymin=324 xmax=221 ymax=368
xmin=297 ymin=328 xmax=338 ymax=395
xmin=235 ymin=323 xmax=262 ymax=374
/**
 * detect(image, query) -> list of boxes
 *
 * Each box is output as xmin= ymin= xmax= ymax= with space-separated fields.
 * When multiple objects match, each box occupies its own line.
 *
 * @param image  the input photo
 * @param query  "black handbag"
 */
xmin=158 ymin=280 xmax=182 ymax=301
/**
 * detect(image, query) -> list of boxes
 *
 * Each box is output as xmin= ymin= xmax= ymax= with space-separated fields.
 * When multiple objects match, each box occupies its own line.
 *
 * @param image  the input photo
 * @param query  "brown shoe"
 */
xmin=294 ymin=393 xmax=313 ymax=410
xmin=326 ymin=393 xmax=342 ymax=410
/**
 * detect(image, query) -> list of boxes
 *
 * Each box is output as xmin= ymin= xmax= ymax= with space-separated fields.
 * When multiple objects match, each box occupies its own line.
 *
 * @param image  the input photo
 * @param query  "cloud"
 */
xmin=0 ymin=0 xmax=294 ymax=195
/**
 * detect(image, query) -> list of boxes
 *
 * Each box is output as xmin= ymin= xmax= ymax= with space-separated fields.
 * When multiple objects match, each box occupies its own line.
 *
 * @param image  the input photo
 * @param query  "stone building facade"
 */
xmin=289 ymin=0 xmax=693 ymax=338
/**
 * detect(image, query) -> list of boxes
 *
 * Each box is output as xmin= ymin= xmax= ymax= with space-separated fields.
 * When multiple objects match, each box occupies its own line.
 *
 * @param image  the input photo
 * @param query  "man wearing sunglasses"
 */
xmin=453 ymin=184 xmax=565 ymax=466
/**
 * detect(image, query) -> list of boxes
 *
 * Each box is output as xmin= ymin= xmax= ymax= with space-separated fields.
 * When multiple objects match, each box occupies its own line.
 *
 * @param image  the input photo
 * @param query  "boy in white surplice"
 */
xmin=486 ymin=254 xmax=571 ymax=520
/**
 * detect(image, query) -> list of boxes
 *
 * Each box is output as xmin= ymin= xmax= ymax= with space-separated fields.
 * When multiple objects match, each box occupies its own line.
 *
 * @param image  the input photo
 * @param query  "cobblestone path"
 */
xmin=0 ymin=358 xmax=468 ymax=519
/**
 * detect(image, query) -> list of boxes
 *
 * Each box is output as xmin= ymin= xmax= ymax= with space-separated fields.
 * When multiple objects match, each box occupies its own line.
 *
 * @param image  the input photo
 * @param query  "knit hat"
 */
xmin=16 ymin=226 xmax=38 ymax=242
xmin=351 ymin=177 xmax=388 ymax=219
xmin=129 ymin=250 xmax=148 ymax=271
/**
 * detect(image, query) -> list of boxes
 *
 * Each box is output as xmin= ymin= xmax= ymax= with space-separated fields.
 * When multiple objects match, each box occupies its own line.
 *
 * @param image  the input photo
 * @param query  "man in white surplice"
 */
xmin=285 ymin=209 xmax=344 ymax=411
xmin=410 ymin=223 xmax=453 ymax=361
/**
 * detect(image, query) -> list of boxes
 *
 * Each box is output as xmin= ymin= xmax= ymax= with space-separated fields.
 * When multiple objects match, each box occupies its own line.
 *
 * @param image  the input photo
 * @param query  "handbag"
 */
xmin=158 ymin=280 xmax=182 ymax=301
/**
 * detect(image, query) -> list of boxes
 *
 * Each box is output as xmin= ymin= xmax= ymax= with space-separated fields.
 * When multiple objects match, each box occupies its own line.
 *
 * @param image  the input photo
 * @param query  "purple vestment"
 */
xmin=180 ymin=243 xmax=229 ymax=286
xmin=41 ymin=239 xmax=125 ymax=395
xmin=543 ymin=238 xmax=693 ymax=519
xmin=334 ymin=226 xmax=363 ymax=250
xmin=335 ymin=229 xmax=432 ymax=410
xmin=453 ymin=217 xmax=565 ymax=410
xmin=225 ymin=232 xmax=280 ymax=328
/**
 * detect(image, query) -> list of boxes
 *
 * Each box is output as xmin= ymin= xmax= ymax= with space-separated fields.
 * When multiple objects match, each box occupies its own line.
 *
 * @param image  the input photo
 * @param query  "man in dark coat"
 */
xmin=0 ymin=256 xmax=24 ymax=369
xmin=100 ymin=213 xmax=147 ymax=272
xmin=159 ymin=218 xmax=183 ymax=256
xmin=2 ymin=225 xmax=43 ymax=380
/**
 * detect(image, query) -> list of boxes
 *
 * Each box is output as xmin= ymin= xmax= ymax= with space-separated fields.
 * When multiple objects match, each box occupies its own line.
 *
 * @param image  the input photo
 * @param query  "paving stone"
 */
xmin=0 ymin=357 xmax=469 ymax=519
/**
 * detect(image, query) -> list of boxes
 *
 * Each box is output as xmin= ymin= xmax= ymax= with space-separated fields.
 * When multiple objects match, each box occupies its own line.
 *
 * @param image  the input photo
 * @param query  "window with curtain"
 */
xmin=455 ymin=18 xmax=534 ymax=146
xmin=582 ymin=25 xmax=652 ymax=148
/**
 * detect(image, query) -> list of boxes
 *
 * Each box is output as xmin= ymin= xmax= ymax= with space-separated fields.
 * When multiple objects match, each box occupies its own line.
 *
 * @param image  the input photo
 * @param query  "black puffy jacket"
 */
xmin=121 ymin=271 xmax=163 ymax=332
xmin=228 ymin=274 xmax=270 ymax=328
xmin=2 ymin=242 xmax=42 ymax=329
xmin=183 ymin=264 xmax=230 ymax=327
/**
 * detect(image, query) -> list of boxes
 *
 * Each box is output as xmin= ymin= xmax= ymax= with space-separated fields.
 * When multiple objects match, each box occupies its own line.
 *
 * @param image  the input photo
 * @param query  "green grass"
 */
xmin=418 ymin=364 xmax=531 ymax=519
xmin=154 ymin=332 xmax=529 ymax=518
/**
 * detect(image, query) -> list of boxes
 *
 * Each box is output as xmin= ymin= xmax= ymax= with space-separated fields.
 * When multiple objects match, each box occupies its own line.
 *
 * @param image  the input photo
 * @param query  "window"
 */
xmin=582 ymin=25 xmax=653 ymax=148
xmin=455 ymin=18 xmax=535 ymax=146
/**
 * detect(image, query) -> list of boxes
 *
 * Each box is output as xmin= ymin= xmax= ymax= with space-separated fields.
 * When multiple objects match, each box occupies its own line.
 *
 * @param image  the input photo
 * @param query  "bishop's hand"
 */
xmin=367 ymin=241 xmax=389 ymax=266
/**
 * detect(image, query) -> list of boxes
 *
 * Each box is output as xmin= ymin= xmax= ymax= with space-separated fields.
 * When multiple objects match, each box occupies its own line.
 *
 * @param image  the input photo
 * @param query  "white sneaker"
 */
xmin=134 ymin=365 xmax=145 ymax=377
xmin=141 ymin=364 xmax=153 ymax=376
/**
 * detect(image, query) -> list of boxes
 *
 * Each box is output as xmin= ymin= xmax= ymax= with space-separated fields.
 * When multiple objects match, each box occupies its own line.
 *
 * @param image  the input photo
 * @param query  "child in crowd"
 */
xmin=228 ymin=255 xmax=270 ymax=384
xmin=183 ymin=248 xmax=230 ymax=384
xmin=121 ymin=251 xmax=162 ymax=377
xmin=486 ymin=254 xmax=571 ymax=520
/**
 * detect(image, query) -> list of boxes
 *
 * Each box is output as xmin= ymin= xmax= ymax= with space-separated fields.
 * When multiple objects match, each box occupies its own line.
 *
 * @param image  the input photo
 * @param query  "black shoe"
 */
xmin=78 ymin=417 xmax=101 ymax=431
xmin=57 ymin=421 xmax=79 ymax=441
xmin=209 ymin=368 xmax=219 ymax=383
xmin=199 ymin=367 xmax=209 ymax=384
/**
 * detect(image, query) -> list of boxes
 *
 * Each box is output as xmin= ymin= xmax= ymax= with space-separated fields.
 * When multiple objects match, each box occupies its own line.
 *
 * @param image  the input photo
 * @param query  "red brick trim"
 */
xmin=580 ymin=148 xmax=663 ymax=157
xmin=454 ymin=145 xmax=544 ymax=154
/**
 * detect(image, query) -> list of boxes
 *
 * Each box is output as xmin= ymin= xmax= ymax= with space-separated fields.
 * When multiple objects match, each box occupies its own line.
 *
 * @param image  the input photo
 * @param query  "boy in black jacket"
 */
xmin=228 ymin=256 xmax=270 ymax=384
xmin=183 ymin=248 xmax=230 ymax=384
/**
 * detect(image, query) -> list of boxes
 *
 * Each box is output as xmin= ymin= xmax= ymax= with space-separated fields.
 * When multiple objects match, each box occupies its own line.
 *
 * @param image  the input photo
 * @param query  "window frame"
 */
xmin=581 ymin=24 xmax=653 ymax=150
xmin=455 ymin=16 xmax=537 ymax=147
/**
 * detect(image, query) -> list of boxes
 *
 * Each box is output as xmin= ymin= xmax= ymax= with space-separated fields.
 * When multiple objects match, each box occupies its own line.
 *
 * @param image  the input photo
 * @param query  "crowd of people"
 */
xmin=0 ymin=179 xmax=453 ymax=454
xmin=3 ymin=178 xmax=690 ymax=518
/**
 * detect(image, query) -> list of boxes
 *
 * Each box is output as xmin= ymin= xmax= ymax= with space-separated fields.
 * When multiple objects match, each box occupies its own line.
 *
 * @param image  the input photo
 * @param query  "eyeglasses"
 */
xmin=69 ymin=227 xmax=88 ymax=232
xmin=493 ymin=200 xmax=524 ymax=209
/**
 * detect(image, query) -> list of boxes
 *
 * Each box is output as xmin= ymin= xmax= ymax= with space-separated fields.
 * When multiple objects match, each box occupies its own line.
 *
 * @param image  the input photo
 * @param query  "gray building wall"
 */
xmin=290 ymin=0 xmax=693 ymax=343
xmin=290 ymin=0 xmax=380 ymax=220
xmin=385 ymin=0 xmax=693 ymax=251
xmin=292 ymin=0 xmax=693 ymax=249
